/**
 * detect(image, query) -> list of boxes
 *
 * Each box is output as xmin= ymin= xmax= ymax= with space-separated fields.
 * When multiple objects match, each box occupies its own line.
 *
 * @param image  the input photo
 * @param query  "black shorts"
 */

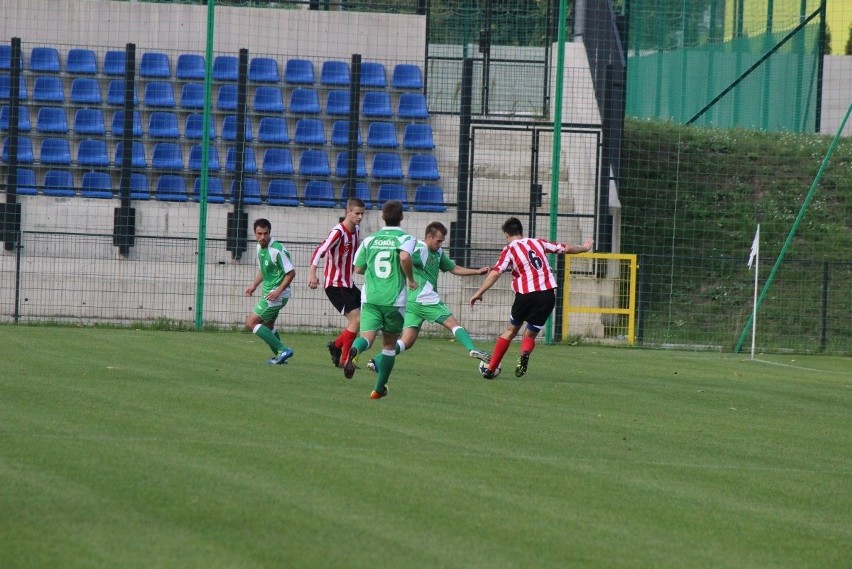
xmin=510 ymin=289 xmax=556 ymax=330
xmin=325 ymin=286 xmax=361 ymax=315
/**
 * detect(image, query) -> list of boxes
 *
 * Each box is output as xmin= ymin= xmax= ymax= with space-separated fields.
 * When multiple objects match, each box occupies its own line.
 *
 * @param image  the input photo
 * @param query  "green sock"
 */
xmin=453 ymin=327 xmax=477 ymax=351
xmin=272 ymin=328 xmax=280 ymax=340
xmin=375 ymin=351 xmax=395 ymax=393
xmin=351 ymin=336 xmax=369 ymax=358
xmin=254 ymin=325 xmax=285 ymax=354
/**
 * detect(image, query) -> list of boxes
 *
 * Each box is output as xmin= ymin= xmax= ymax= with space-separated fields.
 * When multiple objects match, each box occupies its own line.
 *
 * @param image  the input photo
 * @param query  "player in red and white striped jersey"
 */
xmin=470 ymin=217 xmax=593 ymax=379
xmin=308 ymin=198 xmax=366 ymax=367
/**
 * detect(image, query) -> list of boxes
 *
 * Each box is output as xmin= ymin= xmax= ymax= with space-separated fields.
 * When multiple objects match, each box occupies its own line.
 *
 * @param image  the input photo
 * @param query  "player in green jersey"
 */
xmin=343 ymin=200 xmax=417 ymax=399
xmin=367 ymin=221 xmax=491 ymax=375
xmin=245 ymin=218 xmax=296 ymax=365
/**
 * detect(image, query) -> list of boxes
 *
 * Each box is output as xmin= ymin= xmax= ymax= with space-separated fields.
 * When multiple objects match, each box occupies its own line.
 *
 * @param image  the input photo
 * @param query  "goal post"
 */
xmin=562 ymin=252 xmax=638 ymax=345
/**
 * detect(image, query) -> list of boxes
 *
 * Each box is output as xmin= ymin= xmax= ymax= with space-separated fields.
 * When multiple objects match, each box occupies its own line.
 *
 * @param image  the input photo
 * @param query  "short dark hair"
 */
xmin=425 ymin=221 xmax=447 ymax=238
xmin=346 ymin=198 xmax=365 ymax=210
xmin=253 ymin=218 xmax=271 ymax=231
xmin=502 ymin=217 xmax=523 ymax=236
xmin=382 ymin=200 xmax=404 ymax=226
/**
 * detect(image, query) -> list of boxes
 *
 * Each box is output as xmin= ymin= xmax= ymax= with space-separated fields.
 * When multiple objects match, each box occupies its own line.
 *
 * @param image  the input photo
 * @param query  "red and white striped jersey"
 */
xmin=310 ymin=223 xmax=360 ymax=288
xmin=493 ymin=237 xmax=568 ymax=294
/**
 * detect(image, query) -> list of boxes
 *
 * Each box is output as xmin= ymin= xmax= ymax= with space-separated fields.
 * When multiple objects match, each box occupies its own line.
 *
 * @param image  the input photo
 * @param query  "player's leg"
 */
xmin=438 ymin=314 xmax=489 ymax=362
xmin=344 ymin=304 xmax=378 ymax=379
xmin=369 ymin=325 xmax=417 ymax=374
xmin=514 ymin=290 xmax=556 ymax=377
xmin=247 ymin=301 xmax=292 ymax=364
xmin=371 ymin=306 xmax=405 ymax=399
xmin=325 ymin=287 xmax=360 ymax=367
xmin=338 ymin=304 xmax=360 ymax=366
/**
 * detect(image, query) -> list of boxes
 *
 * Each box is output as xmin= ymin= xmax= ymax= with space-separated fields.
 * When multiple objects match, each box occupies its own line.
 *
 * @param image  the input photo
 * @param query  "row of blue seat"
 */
xmin=1 ymin=108 xmax=435 ymax=149
xmin=0 ymin=46 xmax=423 ymax=89
xmin=1 ymin=137 xmax=440 ymax=180
xmin=7 ymin=168 xmax=446 ymax=210
xmin=0 ymin=76 xmax=430 ymax=119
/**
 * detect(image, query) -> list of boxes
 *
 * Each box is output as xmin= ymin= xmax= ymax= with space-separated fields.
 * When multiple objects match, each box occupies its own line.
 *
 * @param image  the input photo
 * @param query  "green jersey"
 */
xmin=257 ymin=240 xmax=294 ymax=299
xmin=409 ymin=240 xmax=456 ymax=306
xmin=354 ymin=226 xmax=416 ymax=307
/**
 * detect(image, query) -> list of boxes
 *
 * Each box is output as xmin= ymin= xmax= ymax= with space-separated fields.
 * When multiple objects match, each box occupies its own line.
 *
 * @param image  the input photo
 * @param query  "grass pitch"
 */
xmin=1 ymin=325 xmax=850 ymax=568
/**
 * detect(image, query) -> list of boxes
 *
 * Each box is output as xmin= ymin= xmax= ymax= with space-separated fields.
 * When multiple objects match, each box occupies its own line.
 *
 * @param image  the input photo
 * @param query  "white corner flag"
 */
xmin=748 ymin=225 xmax=760 ymax=270
xmin=748 ymin=225 xmax=760 ymax=359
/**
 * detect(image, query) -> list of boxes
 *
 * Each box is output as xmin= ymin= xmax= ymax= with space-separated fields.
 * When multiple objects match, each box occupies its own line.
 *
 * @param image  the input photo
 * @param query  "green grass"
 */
xmin=1 ymin=326 xmax=850 ymax=568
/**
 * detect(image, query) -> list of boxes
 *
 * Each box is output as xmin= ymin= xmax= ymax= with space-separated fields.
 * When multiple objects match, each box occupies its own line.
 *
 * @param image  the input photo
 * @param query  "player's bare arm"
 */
xmin=563 ymin=238 xmax=594 ymax=254
xmin=307 ymin=264 xmax=320 ymax=289
xmin=400 ymin=251 xmax=417 ymax=290
xmin=451 ymin=265 xmax=491 ymax=277
xmin=245 ymin=271 xmax=263 ymax=296
xmin=267 ymin=269 xmax=295 ymax=301
xmin=470 ymin=269 xmax=501 ymax=305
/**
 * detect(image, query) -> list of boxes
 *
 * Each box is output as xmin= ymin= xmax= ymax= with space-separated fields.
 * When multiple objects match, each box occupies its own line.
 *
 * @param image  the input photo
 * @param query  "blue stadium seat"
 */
xmin=36 ymin=106 xmax=67 ymax=134
xmin=144 ymin=81 xmax=176 ymax=108
xmin=303 ymin=180 xmax=336 ymax=207
xmin=398 ymin=93 xmax=429 ymax=119
xmin=360 ymin=61 xmax=387 ymax=88
xmin=334 ymin=151 xmax=367 ymax=178
xmin=156 ymin=175 xmax=188 ymax=202
xmin=0 ymin=105 xmax=31 ymax=131
xmin=152 ymin=142 xmax=184 ymax=171
xmin=212 ymin=55 xmax=238 ymax=81
xmin=413 ymin=185 xmax=447 ymax=212
xmin=176 ymin=54 xmax=205 ymax=80
xmin=376 ymin=183 xmax=408 ymax=209
xmin=73 ymin=109 xmax=105 ymax=136
xmin=320 ymin=60 xmax=350 ymax=87
xmin=33 ymin=76 xmax=64 ymax=103
xmin=39 ymin=138 xmax=71 ymax=165
xmin=106 ymin=80 xmax=138 ymax=106
xmin=262 ymin=148 xmax=294 ymax=176
xmin=184 ymin=113 xmax=216 ymax=140
xmin=77 ymin=139 xmax=109 ymax=168
xmin=225 ymin=146 xmax=258 ymax=174
xmin=81 ymin=171 xmax=113 ymax=199
xmin=1 ymin=136 xmax=34 ymax=163
xmin=249 ymin=57 xmax=279 ymax=83
xmin=103 ymin=51 xmax=126 ymax=76
xmin=194 ymin=176 xmax=225 ymax=203
xmin=392 ymin=64 xmax=424 ymax=90
xmin=231 ymin=178 xmax=262 ymax=205
xmin=130 ymin=173 xmax=150 ymax=200
xmin=0 ymin=74 xmax=28 ymax=101
xmin=188 ymin=144 xmax=221 ymax=171
xmin=253 ymin=86 xmax=285 ymax=113
xmin=340 ymin=182 xmax=372 ymax=208
xmin=70 ymin=78 xmax=102 ymax=105
xmin=13 ymin=168 xmax=38 ymax=195
xmin=110 ymin=111 xmax=143 ymax=138
xmin=371 ymin=152 xmax=403 ymax=179
xmin=298 ymin=149 xmax=330 ymax=177
xmin=294 ymin=118 xmax=325 ymax=145
xmin=30 ymin=47 xmax=61 ymax=73
xmin=362 ymin=91 xmax=392 ymax=118
xmin=222 ymin=115 xmax=254 ymax=142
xmin=43 ymin=170 xmax=76 ymax=197
xmin=180 ymin=83 xmax=205 ymax=110
xmin=267 ymin=179 xmax=299 ymax=207
xmin=0 ymin=46 xmax=14 ymax=70
xmin=217 ymin=84 xmax=237 ymax=111
xmin=140 ymin=52 xmax=171 ymax=78
xmin=325 ymin=90 xmax=350 ymax=116
xmin=147 ymin=111 xmax=180 ymax=139
xmin=402 ymin=123 xmax=435 ymax=150
xmin=114 ymin=141 xmax=147 ymax=169
xmin=331 ymin=120 xmax=361 ymax=147
xmin=408 ymin=153 xmax=440 ymax=180
xmin=285 ymin=59 xmax=315 ymax=84
xmin=289 ymin=88 xmax=321 ymax=115
xmin=66 ymin=49 xmax=97 ymax=75
xmin=367 ymin=121 xmax=398 ymax=148
xmin=257 ymin=116 xmax=289 ymax=144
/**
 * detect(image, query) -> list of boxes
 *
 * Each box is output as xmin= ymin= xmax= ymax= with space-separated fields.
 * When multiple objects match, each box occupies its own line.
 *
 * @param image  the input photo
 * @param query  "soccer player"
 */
xmin=469 ymin=216 xmax=593 ymax=379
xmin=308 ymin=198 xmax=366 ymax=368
xmin=367 ymin=221 xmax=491 ymax=375
xmin=344 ymin=200 xmax=417 ymax=399
xmin=244 ymin=218 xmax=296 ymax=365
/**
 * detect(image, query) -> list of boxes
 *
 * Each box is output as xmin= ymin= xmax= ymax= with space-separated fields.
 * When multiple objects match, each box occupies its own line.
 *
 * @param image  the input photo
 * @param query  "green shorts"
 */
xmin=404 ymin=301 xmax=453 ymax=329
xmin=360 ymin=303 xmax=405 ymax=335
xmin=253 ymin=297 xmax=289 ymax=323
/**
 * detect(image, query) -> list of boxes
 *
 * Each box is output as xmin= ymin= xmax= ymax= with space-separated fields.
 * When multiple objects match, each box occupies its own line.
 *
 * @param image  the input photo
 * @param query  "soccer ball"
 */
xmin=479 ymin=360 xmax=501 ymax=379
